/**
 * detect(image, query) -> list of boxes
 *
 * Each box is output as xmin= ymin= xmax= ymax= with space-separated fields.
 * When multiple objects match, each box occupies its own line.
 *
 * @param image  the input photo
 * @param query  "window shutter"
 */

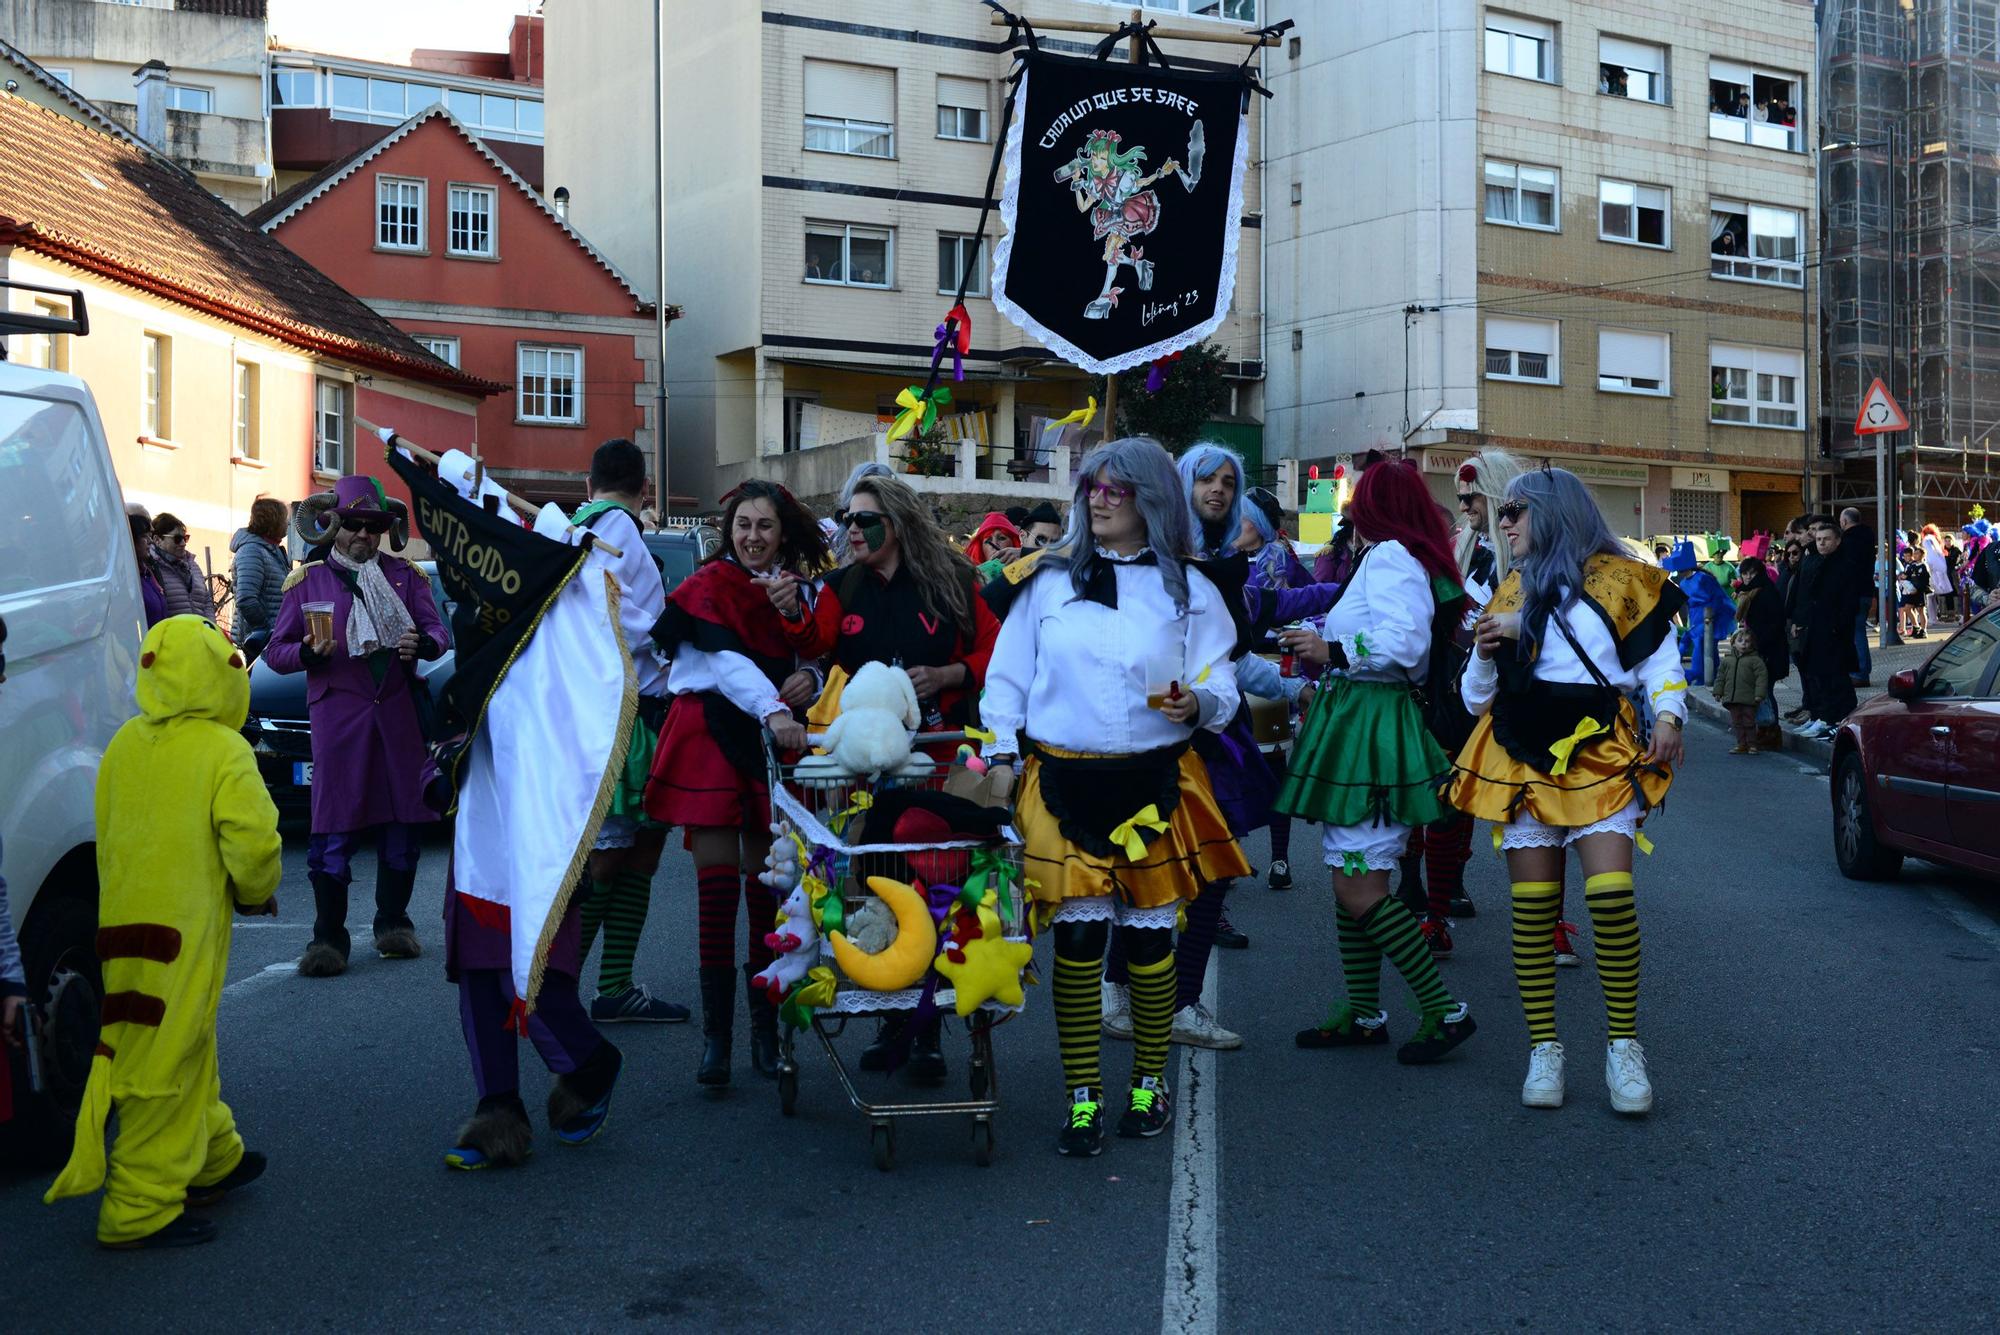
xmin=1487 ymin=317 xmax=1556 ymax=356
xmin=1710 ymin=342 xmax=1755 ymax=372
xmin=805 ymin=61 xmax=896 ymax=122
xmin=1600 ymin=37 xmax=1664 ymax=75
xmin=1600 ymin=330 xmax=1668 ymax=382
xmin=938 ymin=75 xmax=985 ymax=111
xmin=1711 ymin=59 xmax=1753 ymax=86
xmin=1488 ymin=12 xmax=1554 ymax=41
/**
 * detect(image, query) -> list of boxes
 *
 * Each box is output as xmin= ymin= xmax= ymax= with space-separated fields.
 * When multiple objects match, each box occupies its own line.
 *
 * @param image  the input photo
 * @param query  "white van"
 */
xmin=0 ymin=283 xmax=141 ymax=1161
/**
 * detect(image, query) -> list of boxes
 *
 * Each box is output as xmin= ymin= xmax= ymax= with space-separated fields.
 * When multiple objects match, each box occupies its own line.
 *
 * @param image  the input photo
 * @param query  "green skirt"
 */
xmin=1276 ymin=678 xmax=1450 ymax=828
xmin=608 ymin=712 xmax=659 ymax=822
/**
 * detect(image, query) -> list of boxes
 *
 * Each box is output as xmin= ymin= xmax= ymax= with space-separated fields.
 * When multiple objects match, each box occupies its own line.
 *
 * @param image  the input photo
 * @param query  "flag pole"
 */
xmin=359 ymin=417 xmax=624 ymax=557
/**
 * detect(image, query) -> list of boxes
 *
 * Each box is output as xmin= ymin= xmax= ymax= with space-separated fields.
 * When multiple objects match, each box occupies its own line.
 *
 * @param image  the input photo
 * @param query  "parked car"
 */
xmin=0 ymin=284 xmax=146 ymax=1162
xmin=241 ymin=525 xmax=716 ymax=817
xmin=1831 ymin=603 xmax=2000 ymax=879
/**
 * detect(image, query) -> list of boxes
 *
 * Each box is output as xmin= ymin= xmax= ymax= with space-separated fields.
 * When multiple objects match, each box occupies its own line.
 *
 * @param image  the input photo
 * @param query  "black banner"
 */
xmin=386 ymin=447 xmax=585 ymax=746
xmin=991 ymin=48 xmax=1251 ymax=374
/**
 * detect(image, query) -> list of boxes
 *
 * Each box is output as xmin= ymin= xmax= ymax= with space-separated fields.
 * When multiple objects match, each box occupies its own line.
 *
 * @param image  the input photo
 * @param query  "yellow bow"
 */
xmin=1635 ymin=831 xmax=1655 ymax=856
xmin=1052 ymin=396 xmax=1098 ymax=431
xmin=1547 ymin=716 xmax=1609 ymax=777
xmin=828 ymin=789 xmax=874 ymax=837
xmin=1108 ymin=804 xmax=1170 ymax=862
xmin=887 ymin=385 xmax=952 ymax=442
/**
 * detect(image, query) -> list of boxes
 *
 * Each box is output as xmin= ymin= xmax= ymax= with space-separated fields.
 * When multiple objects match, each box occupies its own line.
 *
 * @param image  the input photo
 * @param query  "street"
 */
xmin=8 ymin=711 xmax=2000 ymax=1332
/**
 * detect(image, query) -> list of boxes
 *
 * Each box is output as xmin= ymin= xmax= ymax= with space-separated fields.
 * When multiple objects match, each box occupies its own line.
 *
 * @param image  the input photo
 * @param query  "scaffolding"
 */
xmin=1822 ymin=0 xmax=2000 ymax=519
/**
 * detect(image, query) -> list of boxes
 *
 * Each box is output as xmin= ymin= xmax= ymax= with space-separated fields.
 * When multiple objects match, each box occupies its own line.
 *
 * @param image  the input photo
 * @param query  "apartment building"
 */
xmin=1266 ymin=0 xmax=1817 ymax=539
xmin=1822 ymin=0 xmax=2000 ymax=526
xmin=545 ymin=0 xmax=1269 ymax=509
xmin=3 ymin=0 xmax=272 ymax=211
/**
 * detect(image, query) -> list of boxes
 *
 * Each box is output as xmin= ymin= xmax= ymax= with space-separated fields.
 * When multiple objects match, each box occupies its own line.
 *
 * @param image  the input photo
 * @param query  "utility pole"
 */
xmin=653 ymin=0 xmax=671 ymax=516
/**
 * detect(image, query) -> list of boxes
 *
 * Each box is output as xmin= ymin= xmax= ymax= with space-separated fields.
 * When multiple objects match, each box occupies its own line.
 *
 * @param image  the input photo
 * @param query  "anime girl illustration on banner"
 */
xmin=1054 ymin=128 xmax=1189 ymax=319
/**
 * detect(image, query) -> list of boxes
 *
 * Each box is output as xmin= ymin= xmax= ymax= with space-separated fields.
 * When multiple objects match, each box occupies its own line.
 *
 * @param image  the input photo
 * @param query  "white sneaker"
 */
xmin=1522 ymin=1041 xmax=1565 ymax=1108
xmin=1170 ymin=1001 xmax=1243 ymax=1051
xmin=1101 ymin=981 xmax=1133 ymax=1041
xmin=1605 ymin=1038 xmax=1653 ymax=1114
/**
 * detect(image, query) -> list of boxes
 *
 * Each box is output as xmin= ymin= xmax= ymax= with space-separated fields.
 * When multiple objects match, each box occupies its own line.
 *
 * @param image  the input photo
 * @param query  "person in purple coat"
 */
xmin=264 ymin=474 xmax=448 ymax=977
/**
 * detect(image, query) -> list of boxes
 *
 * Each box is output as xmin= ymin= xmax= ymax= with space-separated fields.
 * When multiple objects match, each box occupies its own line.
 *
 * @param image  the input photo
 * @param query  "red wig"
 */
xmin=1344 ymin=458 xmax=1464 ymax=610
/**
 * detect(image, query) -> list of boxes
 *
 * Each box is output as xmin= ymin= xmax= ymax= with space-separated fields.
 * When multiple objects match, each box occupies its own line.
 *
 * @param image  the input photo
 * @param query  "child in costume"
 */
xmin=45 ymin=616 xmax=283 ymax=1248
xmin=965 ymin=511 xmax=1024 ymax=584
xmin=1447 ymin=467 xmax=1688 ymax=1115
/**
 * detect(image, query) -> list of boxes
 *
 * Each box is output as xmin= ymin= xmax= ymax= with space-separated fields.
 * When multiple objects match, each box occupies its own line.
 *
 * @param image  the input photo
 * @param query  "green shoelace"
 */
xmin=1129 ymin=1087 xmax=1159 ymax=1115
xmin=1069 ymin=1100 xmax=1101 ymax=1128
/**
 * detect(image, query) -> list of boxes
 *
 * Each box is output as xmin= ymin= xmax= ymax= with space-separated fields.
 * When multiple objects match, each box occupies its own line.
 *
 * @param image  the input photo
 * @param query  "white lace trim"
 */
xmin=1499 ymin=800 xmax=1645 ymax=850
xmin=1050 ymin=894 xmax=1180 ymax=931
xmin=988 ymin=61 xmax=1253 ymax=376
xmin=592 ymin=813 xmax=639 ymax=851
xmin=816 ymin=937 xmax=1032 ymax=1015
xmin=770 ymin=783 xmax=1018 ymax=856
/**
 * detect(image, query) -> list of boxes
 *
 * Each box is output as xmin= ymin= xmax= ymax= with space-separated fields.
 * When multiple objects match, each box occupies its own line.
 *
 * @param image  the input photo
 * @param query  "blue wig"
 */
xmin=1176 ymin=441 xmax=1247 ymax=559
xmin=1504 ymin=467 xmax=1626 ymax=659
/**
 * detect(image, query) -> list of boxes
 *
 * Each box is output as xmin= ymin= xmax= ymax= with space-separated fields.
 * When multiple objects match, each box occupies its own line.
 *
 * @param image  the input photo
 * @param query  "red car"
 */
xmin=1832 ymin=602 xmax=2000 ymax=879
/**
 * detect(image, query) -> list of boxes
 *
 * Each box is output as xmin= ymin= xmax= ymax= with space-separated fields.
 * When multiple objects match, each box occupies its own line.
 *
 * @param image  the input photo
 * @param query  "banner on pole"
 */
xmin=990 ymin=48 xmax=1253 ymax=374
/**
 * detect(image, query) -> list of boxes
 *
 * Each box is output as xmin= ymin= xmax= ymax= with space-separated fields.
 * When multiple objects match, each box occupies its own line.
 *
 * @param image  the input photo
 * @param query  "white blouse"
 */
xmin=1317 ymin=540 xmax=1435 ymax=684
xmin=982 ymin=552 xmax=1240 ymax=759
xmin=666 ymin=646 xmax=784 ymax=725
xmin=1461 ymin=587 xmax=1689 ymax=723
xmin=582 ymin=506 xmax=671 ymax=698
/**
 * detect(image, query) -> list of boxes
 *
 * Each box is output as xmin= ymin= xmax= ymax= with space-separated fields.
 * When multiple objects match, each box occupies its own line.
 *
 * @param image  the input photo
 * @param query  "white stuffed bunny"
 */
xmin=750 ymin=882 xmax=820 ymax=1003
xmin=805 ymin=661 xmax=930 ymax=780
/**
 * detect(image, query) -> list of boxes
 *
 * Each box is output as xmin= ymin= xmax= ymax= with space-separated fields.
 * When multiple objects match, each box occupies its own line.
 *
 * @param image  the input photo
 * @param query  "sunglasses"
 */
xmin=839 ymin=510 xmax=888 ymax=530
xmin=161 ymin=531 xmax=189 ymax=544
xmin=342 ymin=516 xmax=393 ymax=535
xmin=1455 ymin=493 xmax=1480 ymax=507
xmin=1087 ymin=481 xmax=1134 ymax=507
xmin=1495 ymin=502 xmax=1531 ymax=524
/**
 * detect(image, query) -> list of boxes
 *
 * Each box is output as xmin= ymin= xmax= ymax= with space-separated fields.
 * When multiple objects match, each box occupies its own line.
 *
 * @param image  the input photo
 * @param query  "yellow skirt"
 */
xmin=1445 ymin=697 xmax=1672 ymax=831
xmin=1017 ymin=746 xmax=1251 ymax=911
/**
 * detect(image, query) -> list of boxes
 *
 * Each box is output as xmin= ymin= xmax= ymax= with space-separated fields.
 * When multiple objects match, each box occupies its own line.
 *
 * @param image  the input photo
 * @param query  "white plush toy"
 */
xmin=759 ymin=825 xmax=802 ymax=894
xmin=750 ymin=881 xmax=819 ymax=1003
xmin=798 ymin=661 xmax=931 ymax=781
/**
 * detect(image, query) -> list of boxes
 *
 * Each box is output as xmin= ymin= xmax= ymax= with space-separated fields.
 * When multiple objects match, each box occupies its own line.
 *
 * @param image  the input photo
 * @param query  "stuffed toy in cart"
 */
xmin=798 ymin=661 xmax=932 ymax=781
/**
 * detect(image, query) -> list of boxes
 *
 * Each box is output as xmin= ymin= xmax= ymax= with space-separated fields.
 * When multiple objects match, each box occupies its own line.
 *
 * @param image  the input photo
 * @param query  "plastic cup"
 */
xmin=304 ymin=601 xmax=335 ymax=644
xmin=1145 ymin=651 xmax=1183 ymax=711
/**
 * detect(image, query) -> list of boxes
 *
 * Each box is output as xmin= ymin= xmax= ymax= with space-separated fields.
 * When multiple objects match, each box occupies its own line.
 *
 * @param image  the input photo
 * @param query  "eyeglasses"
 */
xmin=839 ymin=510 xmax=888 ymax=530
xmin=1087 ymin=481 xmax=1134 ymax=507
xmin=342 ymin=516 xmax=392 ymax=535
xmin=1495 ymin=502 xmax=1531 ymax=524
xmin=1455 ymin=493 xmax=1480 ymax=507
xmin=163 ymin=531 xmax=189 ymax=544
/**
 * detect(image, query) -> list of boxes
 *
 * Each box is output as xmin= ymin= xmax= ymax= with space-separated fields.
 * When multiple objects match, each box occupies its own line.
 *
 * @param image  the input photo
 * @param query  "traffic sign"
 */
xmin=1854 ymin=378 xmax=1908 ymax=435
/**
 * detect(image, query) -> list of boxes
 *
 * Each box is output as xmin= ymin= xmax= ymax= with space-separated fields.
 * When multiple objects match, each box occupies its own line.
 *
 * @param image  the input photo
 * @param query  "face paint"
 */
xmin=856 ymin=516 xmax=888 ymax=552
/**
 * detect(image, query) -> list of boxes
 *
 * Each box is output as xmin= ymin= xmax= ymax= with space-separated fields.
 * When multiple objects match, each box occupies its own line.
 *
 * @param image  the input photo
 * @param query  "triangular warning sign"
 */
xmin=1854 ymin=378 xmax=1908 ymax=435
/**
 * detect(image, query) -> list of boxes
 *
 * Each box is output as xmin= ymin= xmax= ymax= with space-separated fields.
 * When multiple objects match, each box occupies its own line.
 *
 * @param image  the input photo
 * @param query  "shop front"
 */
xmin=1421 ymin=449 xmax=1647 ymax=538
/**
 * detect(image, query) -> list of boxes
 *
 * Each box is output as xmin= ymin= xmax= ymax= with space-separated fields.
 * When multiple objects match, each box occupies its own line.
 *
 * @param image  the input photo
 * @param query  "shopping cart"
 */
xmin=764 ymin=731 xmax=1028 ymax=1170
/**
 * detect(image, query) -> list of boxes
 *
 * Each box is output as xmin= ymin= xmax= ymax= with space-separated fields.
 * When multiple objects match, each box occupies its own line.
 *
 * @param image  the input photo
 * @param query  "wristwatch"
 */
xmin=1655 ymin=713 xmax=1683 ymax=731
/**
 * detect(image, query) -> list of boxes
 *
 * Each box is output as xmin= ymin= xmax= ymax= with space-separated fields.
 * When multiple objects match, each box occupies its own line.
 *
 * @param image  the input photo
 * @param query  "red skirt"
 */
xmin=644 ymin=693 xmax=771 ymax=836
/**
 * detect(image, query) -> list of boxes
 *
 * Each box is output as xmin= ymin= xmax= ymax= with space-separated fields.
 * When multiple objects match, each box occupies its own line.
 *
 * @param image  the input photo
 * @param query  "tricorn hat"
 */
xmin=293 ymin=474 xmax=410 ymax=551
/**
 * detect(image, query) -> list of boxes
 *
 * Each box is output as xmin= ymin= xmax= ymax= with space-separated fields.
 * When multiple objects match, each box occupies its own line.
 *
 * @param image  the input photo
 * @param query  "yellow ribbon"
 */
xmin=827 ymin=789 xmax=874 ymax=837
xmin=1635 ymin=831 xmax=1655 ymax=856
xmin=964 ymin=725 xmax=996 ymax=744
xmin=1192 ymin=664 xmax=1212 ymax=685
xmin=1492 ymin=825 xmax=1504 ymax=850
xmin=1651 ymin=681 xmax=1688 ymax=702
xmin=1052 ymin=396 xmax=1098 ymax=431
xmin=1108 ymin=804 xmax=1170 ymax=862
xmin=1547 ymin=716 xmax=1609 ymax=777
xmin=887 ymin=385 xmax=952 ymax=442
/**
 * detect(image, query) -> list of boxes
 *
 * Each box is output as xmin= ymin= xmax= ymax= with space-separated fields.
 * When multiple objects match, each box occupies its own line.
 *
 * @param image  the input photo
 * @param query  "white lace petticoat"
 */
xmin=1320 ymin=820 xmax=1412 ymax=874
xmin=1499 ymin=798 xmax=1645 ymax=850
xmin=1050 ymin=895 xmax=1182 ymax=931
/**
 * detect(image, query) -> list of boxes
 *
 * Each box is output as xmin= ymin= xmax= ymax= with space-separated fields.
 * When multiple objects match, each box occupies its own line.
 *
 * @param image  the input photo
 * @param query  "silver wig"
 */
xmin=1063 ymin=436 xmax=1197 ymax=614
xmin=1505 ymin=466 xmax=1624 ymax=658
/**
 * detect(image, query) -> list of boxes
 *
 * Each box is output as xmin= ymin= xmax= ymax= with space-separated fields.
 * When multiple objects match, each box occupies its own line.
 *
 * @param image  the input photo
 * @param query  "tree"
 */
xmin=1092 ymin=340 xmax=1231 ymax=452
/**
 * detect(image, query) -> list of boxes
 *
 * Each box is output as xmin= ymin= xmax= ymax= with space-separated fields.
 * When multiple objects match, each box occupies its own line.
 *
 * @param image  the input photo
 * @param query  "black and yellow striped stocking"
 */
xmin=1584 ymin=872 xmax=1641 ymax=1039
xmin=1124 ymin=929 xmax=1177 ymax=1083
xmin=1510 ymin=879 xmax=1562 ymax=1043
xmin=1052 ymin=922 xmax=1107 ymax=1090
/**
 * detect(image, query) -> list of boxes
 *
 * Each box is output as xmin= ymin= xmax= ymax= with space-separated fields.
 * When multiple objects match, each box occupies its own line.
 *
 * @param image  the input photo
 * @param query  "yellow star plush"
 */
xmin=935 ymin=933 xmax=1034 ymax=1016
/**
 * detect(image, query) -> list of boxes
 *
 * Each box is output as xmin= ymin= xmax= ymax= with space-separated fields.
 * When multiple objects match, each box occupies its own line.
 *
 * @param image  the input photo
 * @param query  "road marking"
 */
xmin=1162 ymin=960 xmax=1219 ymax=1335
xmin=1929 ymin=889 xmax=2000 ymax=950
xmin=221 ymin=960 xmax=297 ymax=1000
xmin=229 ymin=922 xmax=310 ymax=929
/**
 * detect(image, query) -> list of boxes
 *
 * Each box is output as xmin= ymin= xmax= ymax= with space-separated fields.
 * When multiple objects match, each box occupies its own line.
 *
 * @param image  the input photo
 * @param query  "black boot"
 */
xmin=744 ymin=964 xmax=780 ymax=1079
xmin=373 ymin=863 xmax=421 ymax=958
xmin=299 ymin=873 xmax=350 ymax=977
xmin=858 ymin=1015 xmax=906 ymax=1072
xmin=1396 ymin=849 xmax=1427 ymax=916
xmin=907 ymin=1015 xmax=947 ymax=1082
xmin=696 ymin=965 xmax=735 ymax=1087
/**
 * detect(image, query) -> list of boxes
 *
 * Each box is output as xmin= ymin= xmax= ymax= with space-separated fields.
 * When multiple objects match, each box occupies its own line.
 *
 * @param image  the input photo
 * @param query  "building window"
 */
xmin=314 ymin=377 xmax=347 ymax=474
xmin=327 ymin=71 xmax=537 ymax=140
xmin=234 ymin=362 xmax=260 ymax=460
xmin=937 ymin=75 xmax=988 ymax=141
xmin=1484 ymin=316 xmax=1559 ymax=384
xmin=783 ymin=393 xmax=821 ymax=453
xmin=1599 ymin=179 xmax=1669 ymax=247
xmin=1483 ymin=159 xmax=1558 ymax=230
xmin=1484 ymin=13 xmax=1556 ymax=83
xmin=1710 ymin=200 xmax=1803 ymax=286
xmin=803 ymin=60 xmax=896 ymax=158
xmin=938 ymin=234 xmax=988 ymax=296
xmin=804 ymin=223 xmax=893 ymax=288
xmin=447 ymin=185 xmax=497 ymax=258
xmin=376 ymin=176 xmax=425 ymax=251
xmin=141 ymin=333 xmax=171 ymax=438
xmin=271 ymin=68 xmax=317 ymax=106
xmin=1710 ymin=344 xmax=1802 ymax=428
xmin=1709 ymin=60 xmax=1801 ymax=151
xmin=43 ymin=66 xmax=73 ymax=87
xmin=8 ymin=299 xmax=68 ymax=371
xmin=518 ymin=345 xmax=583 ymax=425
xmin=1598 ymin=37 xmax=1667 ymax=103
xmin=1598 ymin=329 xmax=1671 ymax=395
xmin=414 ymin=335 xmax=460 ymax=367
xmin=165 ymin=83 xmax=214 ymax=113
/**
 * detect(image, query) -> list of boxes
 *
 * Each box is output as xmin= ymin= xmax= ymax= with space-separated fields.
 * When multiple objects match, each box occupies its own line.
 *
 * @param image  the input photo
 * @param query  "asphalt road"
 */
xmin=7 ymin=713 xmax=2000 ymax=1332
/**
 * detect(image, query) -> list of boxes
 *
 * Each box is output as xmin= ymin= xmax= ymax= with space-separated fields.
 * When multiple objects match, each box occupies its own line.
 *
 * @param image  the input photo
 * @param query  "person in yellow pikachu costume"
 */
xmin=45 ymin=615 xmax=283 ymax=1250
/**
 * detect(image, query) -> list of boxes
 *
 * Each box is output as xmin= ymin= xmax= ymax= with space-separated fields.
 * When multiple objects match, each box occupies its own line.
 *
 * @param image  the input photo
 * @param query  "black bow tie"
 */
xmin=1083 ymin=549 xmax=1158 ymax=609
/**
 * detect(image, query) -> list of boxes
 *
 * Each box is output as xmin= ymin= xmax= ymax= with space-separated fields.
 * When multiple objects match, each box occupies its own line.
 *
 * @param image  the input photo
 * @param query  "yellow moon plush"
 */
xmin=829 ymin=876 xmax=939 ymax=992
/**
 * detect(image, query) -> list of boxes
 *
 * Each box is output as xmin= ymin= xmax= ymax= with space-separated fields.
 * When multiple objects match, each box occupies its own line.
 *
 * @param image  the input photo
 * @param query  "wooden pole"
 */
xmin=988 ymin=11 xmax=1282 ymax=47
xmin=358 ymin=417 xmax=624 ymax=557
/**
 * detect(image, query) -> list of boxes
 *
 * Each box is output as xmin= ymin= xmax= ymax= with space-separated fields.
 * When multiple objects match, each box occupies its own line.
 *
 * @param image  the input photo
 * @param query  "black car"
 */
xmin=242 ymin=529 xmax=715 ymax=819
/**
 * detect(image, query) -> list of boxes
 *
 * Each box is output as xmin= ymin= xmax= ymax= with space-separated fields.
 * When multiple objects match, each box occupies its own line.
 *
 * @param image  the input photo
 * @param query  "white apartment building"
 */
xmin=545 ymin=0 xmax=1270 ymax=508
xmin=1265 ymin=0 xmax=1817 ymax=539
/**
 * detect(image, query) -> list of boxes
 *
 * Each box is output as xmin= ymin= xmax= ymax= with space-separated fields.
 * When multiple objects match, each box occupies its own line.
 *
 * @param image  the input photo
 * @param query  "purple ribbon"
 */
xmin=933 ymin=320 xmax=964 ymax=383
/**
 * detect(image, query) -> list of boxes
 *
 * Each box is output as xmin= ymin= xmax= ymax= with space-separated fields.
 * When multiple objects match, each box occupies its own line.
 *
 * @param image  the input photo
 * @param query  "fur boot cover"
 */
xmin=455 ymin=1096 xmax=533 ymax=1167
xmin=547 ymin=1041 xmax=623 ymax=1129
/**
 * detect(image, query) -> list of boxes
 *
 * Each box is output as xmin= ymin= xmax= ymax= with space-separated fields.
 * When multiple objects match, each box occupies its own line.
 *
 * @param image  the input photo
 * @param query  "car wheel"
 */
xmin=5 ymin=885 xmax=101 ymax=1167
xmin=1833 ymin=752 xmax=1903 ymax=881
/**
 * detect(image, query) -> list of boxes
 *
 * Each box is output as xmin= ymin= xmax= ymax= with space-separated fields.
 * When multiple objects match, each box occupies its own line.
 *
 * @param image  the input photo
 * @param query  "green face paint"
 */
xmin=856 ymin=516 xmax=888 ymax=552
